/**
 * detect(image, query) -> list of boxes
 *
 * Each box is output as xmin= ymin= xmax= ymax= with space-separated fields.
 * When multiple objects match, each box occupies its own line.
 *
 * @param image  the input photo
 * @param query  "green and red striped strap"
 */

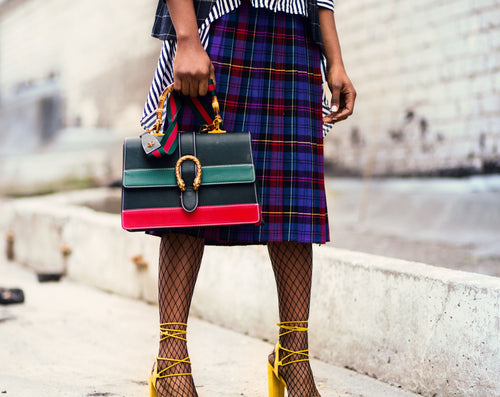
xmin=149 ymin=80 xmax=219 ymax=158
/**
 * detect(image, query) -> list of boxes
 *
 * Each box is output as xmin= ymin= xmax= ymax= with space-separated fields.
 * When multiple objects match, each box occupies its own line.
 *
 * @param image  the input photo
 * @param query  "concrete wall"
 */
xmin=327 ymin=0 xmax=500 ymax=176
xmin=1 ymin=0 xmax=499 ymax=177
xmin=0 ymin=0 xmax=161 ymax=194
xmin=1 ymin=189 xmax=499 ymax=396
xmin=0 ymin=0 xmax=161 ymax=134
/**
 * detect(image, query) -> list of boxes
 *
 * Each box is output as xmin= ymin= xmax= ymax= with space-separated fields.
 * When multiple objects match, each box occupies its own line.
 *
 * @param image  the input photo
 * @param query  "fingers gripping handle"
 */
xmin=146 ymin=79 xmax=224 ymax=137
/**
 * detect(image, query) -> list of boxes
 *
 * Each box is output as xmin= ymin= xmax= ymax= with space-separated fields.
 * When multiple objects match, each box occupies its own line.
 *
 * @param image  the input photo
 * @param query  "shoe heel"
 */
xmin=267 ymin=362 xmax=285 ymax=397
xmin=149 ymin=374 xmax=157 ymax=397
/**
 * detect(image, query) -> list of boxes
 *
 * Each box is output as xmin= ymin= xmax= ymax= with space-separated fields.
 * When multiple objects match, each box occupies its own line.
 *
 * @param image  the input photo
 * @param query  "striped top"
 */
xmin=218 ymin=0 xmax=334 ymax=16
xmin=141 ymin=0 xmax=335 ymax=136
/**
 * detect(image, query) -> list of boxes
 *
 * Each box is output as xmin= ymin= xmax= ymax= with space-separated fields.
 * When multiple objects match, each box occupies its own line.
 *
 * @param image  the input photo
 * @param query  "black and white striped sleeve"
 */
xmin=317 ymin=0 xmax=334 ymax=12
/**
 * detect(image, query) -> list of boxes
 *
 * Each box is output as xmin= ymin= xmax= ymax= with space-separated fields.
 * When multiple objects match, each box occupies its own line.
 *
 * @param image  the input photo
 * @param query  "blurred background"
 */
xmin=0 ymin=0 xmax=499 ymax=275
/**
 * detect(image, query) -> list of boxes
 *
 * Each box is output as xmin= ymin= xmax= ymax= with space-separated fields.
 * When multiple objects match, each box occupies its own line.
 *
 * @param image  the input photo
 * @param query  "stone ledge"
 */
xmin=1 ymin=188 xmax=498 ymax=397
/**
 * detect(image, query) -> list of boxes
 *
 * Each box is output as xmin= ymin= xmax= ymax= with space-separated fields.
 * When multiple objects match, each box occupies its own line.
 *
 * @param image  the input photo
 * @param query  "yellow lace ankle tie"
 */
xmin=156 ymin=322 xmax=191 ymax=379
xmin=275 ymin=321 xmax=310 ymax=367
xmin=277 ymin=321 xmax=309 ymax=336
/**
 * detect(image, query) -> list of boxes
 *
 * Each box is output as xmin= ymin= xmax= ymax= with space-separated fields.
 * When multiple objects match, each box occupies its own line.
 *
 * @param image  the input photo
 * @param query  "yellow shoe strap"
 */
xmin=156 ymin=356 xmax=192 ymax=379
xmin=159 ymin=322 xmax=188 ymax=343
xmin=277 ymin=321 xmax=308 ymax=337
xmin=156 ymin=322 xmax=191 ymax=378
xmin=275 ymin=342 xmax=310 ymax=369
xmin=275 ymin=322 xmax=310 ymax=371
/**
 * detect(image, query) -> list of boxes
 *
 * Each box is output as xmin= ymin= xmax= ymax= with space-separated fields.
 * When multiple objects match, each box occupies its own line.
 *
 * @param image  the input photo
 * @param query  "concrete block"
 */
xmin=311 ymin=249 xmax=500 ymax=396
xmin=4 ymin=200 xmax=71 ymax=275
xmin=480 ymin=93 xmax=500 ymax=115
xmin=1 ymin=189 xmax=159 ymax=301
xmin=61 ymin=209 xmax=159 ymax=301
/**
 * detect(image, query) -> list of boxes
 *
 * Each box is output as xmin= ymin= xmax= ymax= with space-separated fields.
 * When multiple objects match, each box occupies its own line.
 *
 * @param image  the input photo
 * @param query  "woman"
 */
xmin=142 ymin=0 xmax=356 ymax=396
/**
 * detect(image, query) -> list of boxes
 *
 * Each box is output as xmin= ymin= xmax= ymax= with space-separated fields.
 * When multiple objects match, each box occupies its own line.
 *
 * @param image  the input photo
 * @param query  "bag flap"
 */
xmin=123 ymin=131 xmax=256 ymax=188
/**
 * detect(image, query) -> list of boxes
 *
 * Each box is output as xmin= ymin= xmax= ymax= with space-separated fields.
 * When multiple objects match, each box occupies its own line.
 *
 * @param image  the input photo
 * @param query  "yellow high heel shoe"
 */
xmin=267 ymin=321 xmax=311 ymax=397
xmin=149 ymin=322 xmax=193 ymax=397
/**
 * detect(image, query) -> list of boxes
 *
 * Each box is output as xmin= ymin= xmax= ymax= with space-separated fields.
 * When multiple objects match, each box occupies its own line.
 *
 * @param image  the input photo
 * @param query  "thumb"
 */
xmin=330 ymin=84 xmax=340 ymax=113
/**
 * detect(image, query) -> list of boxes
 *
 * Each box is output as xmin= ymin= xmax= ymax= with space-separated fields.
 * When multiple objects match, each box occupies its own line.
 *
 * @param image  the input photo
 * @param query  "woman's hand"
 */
xmin=319 ymin=8 xmax=356 ymax=124
xmin=166 ymin=0 xmax=215 ymax=97
xmin=174 ymin=37 xmax=215 ymax=97
xmin=323 ymin=66 xmax=356 ymax=124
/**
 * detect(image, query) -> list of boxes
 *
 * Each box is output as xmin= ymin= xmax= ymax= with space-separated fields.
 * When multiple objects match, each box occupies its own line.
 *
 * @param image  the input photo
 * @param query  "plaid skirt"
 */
xmin=154 ymin=3 xmax=329 ymax=245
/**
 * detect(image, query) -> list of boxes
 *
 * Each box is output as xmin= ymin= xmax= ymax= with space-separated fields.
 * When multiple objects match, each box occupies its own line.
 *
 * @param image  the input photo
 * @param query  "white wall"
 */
xmin=1 ymin=0 xmax=499 ymax=175
xmin=327 ymin=0 xmax=500 ymax=175
xmin=0 ymin=0 xmax=161 ymax=134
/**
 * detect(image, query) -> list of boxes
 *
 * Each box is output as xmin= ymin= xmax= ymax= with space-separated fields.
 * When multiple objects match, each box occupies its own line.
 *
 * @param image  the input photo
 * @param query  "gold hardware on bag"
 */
xmin=208 ymin=95 xmax=226 ymax=134
xmin=175 ymin=155 xmax=202 ymax=192
xmin=145 ymin=84 xmax=175 ymax=136
xmin=145 ymin=83 xmax=226 ymax=136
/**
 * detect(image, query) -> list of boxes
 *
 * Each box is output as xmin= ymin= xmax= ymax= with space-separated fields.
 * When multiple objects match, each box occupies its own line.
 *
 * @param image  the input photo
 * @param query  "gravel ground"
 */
xmin=329 ymin=227 xmax=500 ymax=277
xmin=326 ymin=176 xmax=500 ymax=278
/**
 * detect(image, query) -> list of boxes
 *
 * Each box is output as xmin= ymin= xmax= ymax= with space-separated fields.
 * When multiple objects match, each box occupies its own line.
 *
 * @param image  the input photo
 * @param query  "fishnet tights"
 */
xmin=268 ymin=242 xmax=321 ymax=397
xmin=153 ymin=236 xmax=319 ymax=396
xmin=154 ymin=232 xmax=204 ymax=397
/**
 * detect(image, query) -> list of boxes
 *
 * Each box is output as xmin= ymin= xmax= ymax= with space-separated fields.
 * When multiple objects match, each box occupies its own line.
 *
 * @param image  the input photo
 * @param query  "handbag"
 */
xmin=121 ymin=81 xmax=261 ymax=231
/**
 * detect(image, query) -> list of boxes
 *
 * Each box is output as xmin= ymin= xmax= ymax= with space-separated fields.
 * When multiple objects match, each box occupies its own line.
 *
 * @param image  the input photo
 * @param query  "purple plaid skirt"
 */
xmin=156 ymin=3 xmax=329 ymax=245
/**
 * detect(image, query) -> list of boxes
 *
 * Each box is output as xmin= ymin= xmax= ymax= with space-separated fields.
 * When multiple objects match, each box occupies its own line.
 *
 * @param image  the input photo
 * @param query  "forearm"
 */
xmin=165 ymin=0 xmax=201 ymax=44
xmin=164 ymin=0 xmax=214 ymax=96
xmin=319 ymin=8 xmax=345 ymax=71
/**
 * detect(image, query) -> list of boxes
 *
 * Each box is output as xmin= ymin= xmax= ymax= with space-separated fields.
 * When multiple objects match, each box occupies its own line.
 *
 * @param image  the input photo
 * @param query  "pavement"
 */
xmin=0 ymin=260 xmax=419 ymax=397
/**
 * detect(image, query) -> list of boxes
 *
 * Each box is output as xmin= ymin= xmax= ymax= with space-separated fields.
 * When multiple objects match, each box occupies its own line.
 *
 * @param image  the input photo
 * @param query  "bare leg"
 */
xmin=267 ymin=241 xmax=320 ymax=397
xmin=155 ymin=232 xmax=204 ymax=397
